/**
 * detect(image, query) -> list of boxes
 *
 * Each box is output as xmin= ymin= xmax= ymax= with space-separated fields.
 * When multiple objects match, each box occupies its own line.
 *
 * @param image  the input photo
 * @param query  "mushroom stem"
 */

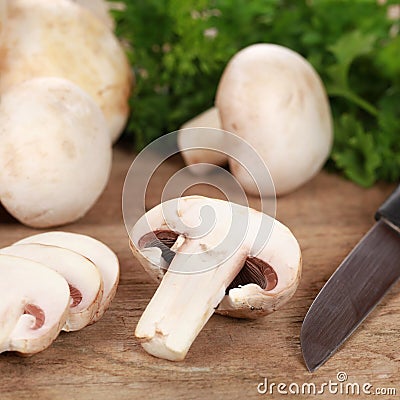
xmin=135 ymin=242 xmax=247 ymax=361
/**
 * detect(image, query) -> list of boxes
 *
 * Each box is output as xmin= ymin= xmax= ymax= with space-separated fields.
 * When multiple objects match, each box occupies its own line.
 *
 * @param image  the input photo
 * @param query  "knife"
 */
xmin=301 ymin=184 xmax=400 ymax=372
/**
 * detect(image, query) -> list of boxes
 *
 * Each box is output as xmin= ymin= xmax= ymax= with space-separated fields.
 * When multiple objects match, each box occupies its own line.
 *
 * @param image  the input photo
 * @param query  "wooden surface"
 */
xmin=0 ymin=146 xmax=399 ymax=400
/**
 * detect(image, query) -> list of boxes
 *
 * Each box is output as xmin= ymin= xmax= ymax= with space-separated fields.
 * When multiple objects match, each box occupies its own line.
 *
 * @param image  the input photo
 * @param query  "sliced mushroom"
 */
xmin=0 ymin=244 xmax=103 ymax=331
xmin=0 ymin=255 xmax=70 ymax=355
xmin=177 ymin=107 xmax=228 ymax=174
xmin=131 ymin=195 xmax=301 ymax=361
xmin=15 ymin=232 xmax=120 ymax=322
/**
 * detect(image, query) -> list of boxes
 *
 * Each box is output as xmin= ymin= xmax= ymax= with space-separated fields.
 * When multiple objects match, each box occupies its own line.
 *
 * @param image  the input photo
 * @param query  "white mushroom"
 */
xmin=0 ymin=255 xmax=70 ymax=355
xmin=177 ymin=107 xmax=228 ymax=174
xmin=0 ymin=244 xmax=103 ymax=331
xmin=215 ymin=43 xmax=333 ymax=196
xmin=0 ymin=0 xmax=133 ymax=143
xmin=15 ymin=232 xmax=120 ymax=322
xmin=70 ymin=0 xmax=115 ymax=30
xmin=131 ymin=196 xmax=301 ymax=361
xmin=0 ymin=0 xmax=6 ymax=40
xmin=0 ymin=77 xmax=112 ymax=228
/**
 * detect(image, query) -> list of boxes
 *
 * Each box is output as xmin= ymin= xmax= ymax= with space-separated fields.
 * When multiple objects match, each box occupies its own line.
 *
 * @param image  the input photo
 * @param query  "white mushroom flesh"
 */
xmin=15 ymin=231 xmax=120 ymax=322
xmin=131 ymin=196 xmax=301 ymax=360
xmin=0 ymin=244 xmax=103 ymax=331
xmin=0 ymin=255 xmax=70 ymax=355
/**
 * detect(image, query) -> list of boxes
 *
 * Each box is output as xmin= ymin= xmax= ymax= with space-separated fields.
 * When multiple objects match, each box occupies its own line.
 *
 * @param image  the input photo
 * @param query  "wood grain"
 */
xmin=0 ymin=146 xmax=398 ymax=400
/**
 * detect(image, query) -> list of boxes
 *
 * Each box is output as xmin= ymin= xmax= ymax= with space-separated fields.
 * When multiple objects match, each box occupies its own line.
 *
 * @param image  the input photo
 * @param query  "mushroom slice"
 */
xmin=15 ymin=232 xmax=120 ymax=322
xmin=131 ymin=195 xmax=301 ymax=361
xmin=0 ymin=255 xmax=70 ymax=355
xmin=0 ymin=244 xmax=103 ymax=331
xmin=177 ymin=107 xmax=228 ymax=174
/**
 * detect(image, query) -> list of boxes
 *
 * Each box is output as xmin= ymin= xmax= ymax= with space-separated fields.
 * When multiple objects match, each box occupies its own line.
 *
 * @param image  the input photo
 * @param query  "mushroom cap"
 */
xmin=70 ymin=0 xmax=115 ymax=30
xmin=0 ymin=244 xmax=103 ymax=331
xmin=0 ymin=0 xmax=6 ymax=40
xmin=0 ymin=0 xmax=133 ymax=142
xmin=15 ymin=231 xmax=120 ymax=322
xmin=178 ymin=107 xmax=228 ymax=173
xmin=215 ymin=227 xmax=302 ymax=319
xmin=216 ymin=43 xmax=333 ymax=196
xmin=0 ymin=255 xmax=70 ymax=355
xmin=0 ymin=77 xmax=112 ymax=228
xmin=131 ymin=195 xmax=301 ymax=319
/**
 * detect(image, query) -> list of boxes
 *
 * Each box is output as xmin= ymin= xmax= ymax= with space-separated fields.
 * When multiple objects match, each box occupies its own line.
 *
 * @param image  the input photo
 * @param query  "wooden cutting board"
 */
xmin=1 ymin=146 xmax=398 ymax=400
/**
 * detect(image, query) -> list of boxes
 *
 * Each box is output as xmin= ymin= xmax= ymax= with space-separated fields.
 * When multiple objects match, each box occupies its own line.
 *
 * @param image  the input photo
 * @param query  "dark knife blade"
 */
xmin=301 ymin=185 xmax=400 ymax=372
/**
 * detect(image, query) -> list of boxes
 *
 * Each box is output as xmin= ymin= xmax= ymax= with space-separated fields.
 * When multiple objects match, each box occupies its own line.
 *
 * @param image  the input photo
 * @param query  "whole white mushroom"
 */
xmin=70 ymin=0 xmax=115 ymax=30
xmin=0 ymin=77 xmax=112 ymax=228
xmin=0 ymin=0 xmax=133 ymax=143
xmin=177 ymin=107 xmax=228 ymax=172
xmin=0 ymin=0 xmax=6 ymax=39
xmin=216 ymin=43 xmax=333 ymax=196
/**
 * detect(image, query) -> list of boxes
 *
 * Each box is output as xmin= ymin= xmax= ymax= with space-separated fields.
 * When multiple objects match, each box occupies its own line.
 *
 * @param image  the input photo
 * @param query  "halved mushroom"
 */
xmin=130 ymin=195 xmax=301 ymax=360
xmin=0 ymin=244 xmax=103 ymax=331
xmin=15 ymin=232 xmax=120 ymax=322
xmin=0 ymin=255 xmax=70 ymax=355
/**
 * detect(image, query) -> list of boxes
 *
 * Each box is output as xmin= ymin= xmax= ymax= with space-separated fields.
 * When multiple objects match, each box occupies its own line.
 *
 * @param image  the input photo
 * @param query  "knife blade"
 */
xmin=301 ymin=184 xmax=400 ymax=372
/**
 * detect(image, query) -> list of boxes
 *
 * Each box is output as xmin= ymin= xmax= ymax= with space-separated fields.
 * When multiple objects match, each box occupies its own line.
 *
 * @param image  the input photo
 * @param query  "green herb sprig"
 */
xmin=112 ymin=0 xmax=400 ymax=187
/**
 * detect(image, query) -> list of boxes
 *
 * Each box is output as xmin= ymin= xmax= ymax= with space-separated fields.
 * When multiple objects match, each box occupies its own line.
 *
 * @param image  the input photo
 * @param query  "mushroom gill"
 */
xmin=24 ymin=304 xmax=45 ymax=330
xmin=138 ymin=230 xmax=278 ymax=292
xmin=226 ymin=257 xmax=278 ymax=293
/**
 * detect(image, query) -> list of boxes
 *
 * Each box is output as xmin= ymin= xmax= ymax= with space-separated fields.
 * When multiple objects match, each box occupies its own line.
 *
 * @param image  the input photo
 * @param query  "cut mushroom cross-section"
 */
xmin=15 ymin=232 xmax=120 ymax=322
xmin=0 ymin=255 xmax=70 ymax=355
xmin=130 ymin=195 xmax=301 ymax=361
xmin=0 ymin=244 xmax=103 ymax=331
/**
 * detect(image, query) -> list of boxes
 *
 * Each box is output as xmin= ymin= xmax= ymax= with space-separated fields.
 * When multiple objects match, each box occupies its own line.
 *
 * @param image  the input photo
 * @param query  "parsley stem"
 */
xmin=327 ymin=87 xmax=378 ymax=117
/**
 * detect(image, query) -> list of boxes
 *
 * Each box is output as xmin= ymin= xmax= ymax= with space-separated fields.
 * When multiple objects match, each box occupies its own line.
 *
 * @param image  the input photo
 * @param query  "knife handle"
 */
xmin=375 ymin=184 xmax=400 ymax=228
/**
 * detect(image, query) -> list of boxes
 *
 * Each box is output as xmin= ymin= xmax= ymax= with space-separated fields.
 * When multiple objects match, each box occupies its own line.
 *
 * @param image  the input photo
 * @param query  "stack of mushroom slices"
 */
xmin=0 ymin=231 xmax=119 ymax=355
